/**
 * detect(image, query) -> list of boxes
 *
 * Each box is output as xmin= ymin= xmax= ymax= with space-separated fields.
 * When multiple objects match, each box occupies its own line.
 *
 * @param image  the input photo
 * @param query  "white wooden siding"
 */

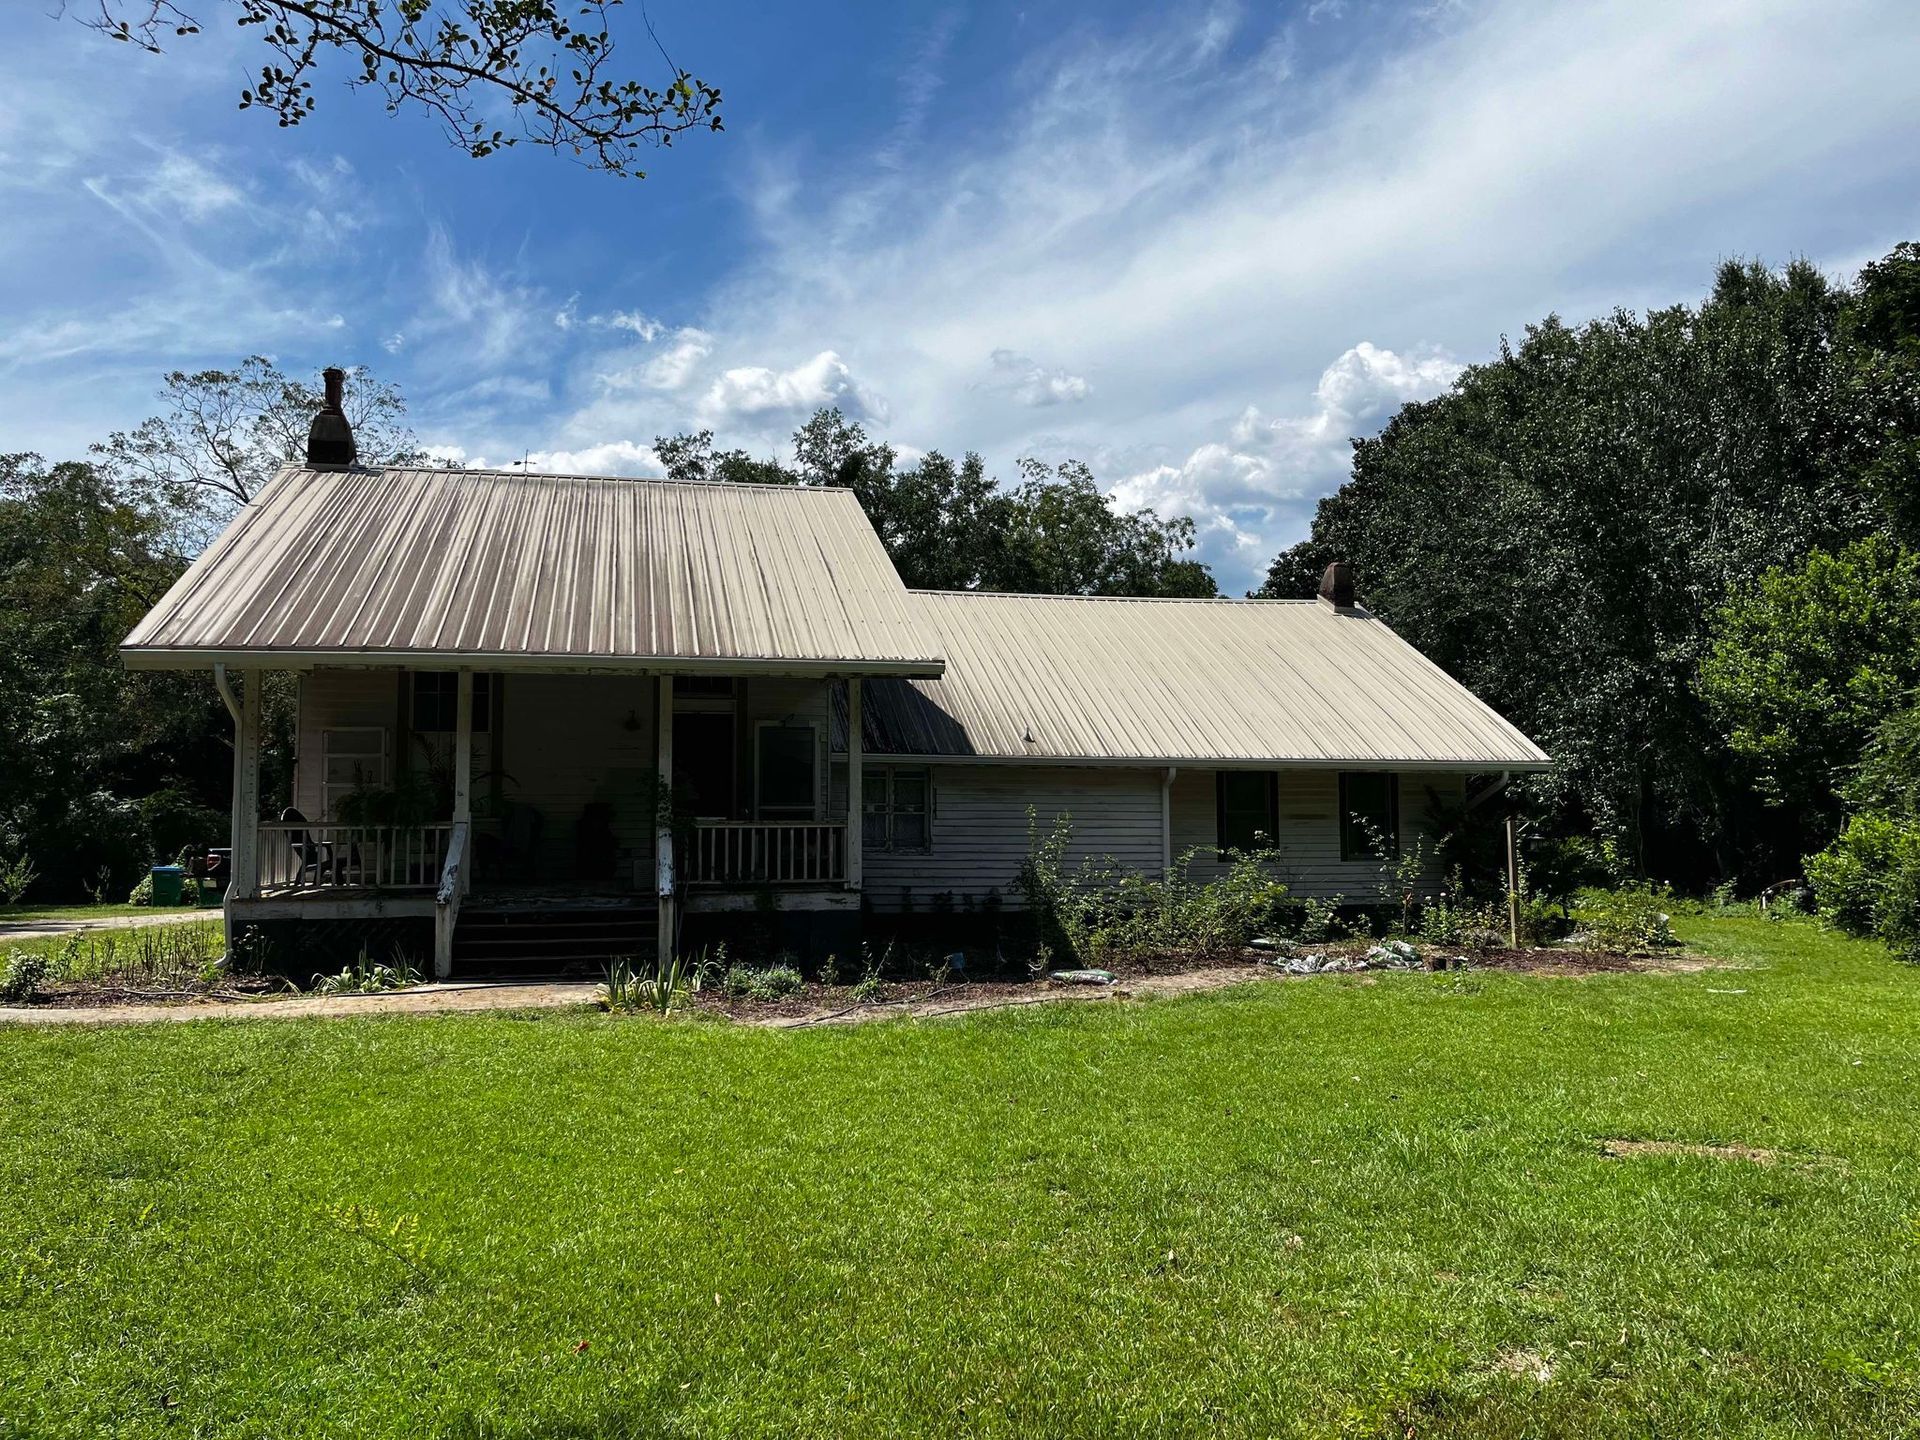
xmin=862 ymin=766 xmax=1163 ymax=913
xmin=294 ymin=670 xmax=400 ymax=818
xmin=1169 ymin=768 xmax=1462 ymax=900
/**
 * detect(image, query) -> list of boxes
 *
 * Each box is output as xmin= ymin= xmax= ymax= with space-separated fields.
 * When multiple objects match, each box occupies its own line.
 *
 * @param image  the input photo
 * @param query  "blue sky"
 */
xmin=2 ymin=1 xmax=1917 ymax=593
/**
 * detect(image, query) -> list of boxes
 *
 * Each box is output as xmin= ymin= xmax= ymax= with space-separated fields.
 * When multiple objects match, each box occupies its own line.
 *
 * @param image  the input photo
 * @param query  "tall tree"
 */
xmin=1259 ymin=250 xmax=1918 ymax=882
xmin=67 ymin=0 xmax=721 ymax=177
xmin=655 ymin=409 xmax=1218 ymax=598
xmin=94 ymin=356 xmax=419 ymax=545
xmin=0 ymin=456 xmax=225 ymax=899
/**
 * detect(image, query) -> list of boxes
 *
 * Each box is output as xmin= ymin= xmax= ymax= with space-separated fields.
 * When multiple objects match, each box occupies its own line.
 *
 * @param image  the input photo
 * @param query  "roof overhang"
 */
xmin=119 ymin=645 xmax=946 ymax=679
xmin=843 ymin=751 xmax=1554 ymax=772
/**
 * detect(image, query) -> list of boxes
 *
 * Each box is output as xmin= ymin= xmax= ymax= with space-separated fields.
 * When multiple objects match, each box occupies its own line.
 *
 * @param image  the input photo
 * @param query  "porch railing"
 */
xmin=686 ymin=821 xmax=846 ymax=886
xmin=255 ymin=822 xmax=455 ymax=891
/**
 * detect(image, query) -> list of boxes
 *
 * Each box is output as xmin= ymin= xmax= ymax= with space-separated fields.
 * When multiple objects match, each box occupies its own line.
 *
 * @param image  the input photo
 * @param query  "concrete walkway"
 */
xmin=0 ymin=980 xmax=599 ymax=1026
xmin=0 ymin=910 xmax=218 ymax=943
xmin=0 ymin=968 xmax=1277 ymax=1028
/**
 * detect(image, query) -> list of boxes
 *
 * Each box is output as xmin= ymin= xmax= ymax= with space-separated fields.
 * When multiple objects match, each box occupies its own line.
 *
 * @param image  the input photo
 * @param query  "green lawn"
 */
xmin=3 ymin=916 xmax=1917 ymax=1438
xmin=1 ymin=902 xmax=207 ymax=923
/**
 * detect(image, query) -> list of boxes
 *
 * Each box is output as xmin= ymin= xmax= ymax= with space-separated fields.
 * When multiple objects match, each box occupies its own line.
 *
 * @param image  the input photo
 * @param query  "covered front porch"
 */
xmin=220 ymin=666 xmax=875 ymax=975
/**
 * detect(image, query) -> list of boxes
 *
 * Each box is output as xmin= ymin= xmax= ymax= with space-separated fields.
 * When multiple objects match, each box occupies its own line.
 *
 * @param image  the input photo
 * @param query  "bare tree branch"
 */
xmin=71 ymin=0 xmax=722 ymax=178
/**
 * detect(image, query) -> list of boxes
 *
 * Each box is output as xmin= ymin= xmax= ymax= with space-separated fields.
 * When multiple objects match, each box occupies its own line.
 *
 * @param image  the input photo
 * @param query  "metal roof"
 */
xmin=851 ymin=591 xmax=1551 ymax=769
xmin=122 ymin=466 xmax=945 ymax=676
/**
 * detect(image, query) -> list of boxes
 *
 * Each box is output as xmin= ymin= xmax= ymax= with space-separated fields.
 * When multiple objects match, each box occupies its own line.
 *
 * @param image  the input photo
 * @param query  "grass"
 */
xmin=1 ymin=901 xmax=207 ymax=922
xmin=2 ymin=915 xmax=1918 ymax=1437
xmin=2 ymin=920 xmax=227 ymax=985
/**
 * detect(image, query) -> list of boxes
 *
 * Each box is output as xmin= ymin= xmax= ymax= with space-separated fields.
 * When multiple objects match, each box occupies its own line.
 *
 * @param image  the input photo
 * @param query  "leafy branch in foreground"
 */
xmin=72 ymin=0 xmax=722 ymax=177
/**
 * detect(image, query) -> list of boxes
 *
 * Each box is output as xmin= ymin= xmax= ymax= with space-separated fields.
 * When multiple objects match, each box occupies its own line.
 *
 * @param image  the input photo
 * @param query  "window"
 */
xmin=411 ymin=671 xmax=492 ymax=733
xmin=321 ymin=728 xmax=388 ymax=819
xmin=1216 ymin=771 xmax=1278 ymax=854
xmin=1339 ymin=773 xmax=1400 ymax=860
xmin=755 ymin=722 xmax=818 ymax=819
xmin=862 ymin=768 xmax=931 ymax=852
xmin=674 ymin=676 xmax=736 ymax=704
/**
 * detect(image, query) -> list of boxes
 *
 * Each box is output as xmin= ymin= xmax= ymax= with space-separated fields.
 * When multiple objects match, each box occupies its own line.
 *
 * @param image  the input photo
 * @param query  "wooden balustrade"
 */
xmin=685 ymin=821 xmax=846 ymax=886
xmin=255 ymin=821 xmax=454 ymax=891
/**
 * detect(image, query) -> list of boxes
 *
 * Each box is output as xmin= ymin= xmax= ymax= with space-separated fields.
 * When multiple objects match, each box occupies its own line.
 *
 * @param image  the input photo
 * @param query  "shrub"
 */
xmin=311 ymin=947 xmax=421 ymax=995
xmin=850 ymin=974 xmax=887 ymax=1003
xmin=1581 ymin=884 xmax=1677 ymax=951
xmin=128 ymin=872 xmax=154 ymax=906
xmin=1807 ymin=812 xmax=1916 ymax=935
xmin=0 ymin=851 xmax=39 ymax=906
xmin=599 ymin=954 xmax=687 ymax=1013
xmin=1807 ymin=813 xmax=1920 ymax=963
xmin=1 ymin=949 xmax=50 ymax=1002
xmin=722 ymin=964 xmax=804 ymax=1002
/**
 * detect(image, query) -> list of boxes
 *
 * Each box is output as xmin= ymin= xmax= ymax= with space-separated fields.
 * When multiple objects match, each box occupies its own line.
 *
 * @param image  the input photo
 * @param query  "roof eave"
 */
xmin=844 ymin=751 xmax=1554 ymax=771
xmin=119 ymin=645 xmax=946 ymax=680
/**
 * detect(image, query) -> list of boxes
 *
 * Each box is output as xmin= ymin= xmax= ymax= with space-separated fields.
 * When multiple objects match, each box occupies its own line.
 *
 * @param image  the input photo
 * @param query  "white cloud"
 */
xmin=425 ymin=439 xmax=661 ymax=476
xmin=632 ymin=0 xmax=1920 ymax=590
xmin=986 ymin=349 xmax=1091 ymax=407
xmin=700 ymin=349 xmax=887 ymax=425
xmin=638 ymin=327 xmax=714 ymax=392
xmin=1110 ymin=342 xmax=1462 ymax=580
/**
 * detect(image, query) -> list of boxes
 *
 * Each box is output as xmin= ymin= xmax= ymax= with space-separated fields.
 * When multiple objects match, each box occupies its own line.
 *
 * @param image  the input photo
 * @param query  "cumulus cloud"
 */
xmin=700 ymin=350 xmax=887 ymax=425
xmin=424 ymin=439 xmax=662 ymax=476
xmin=1109 ymin=342 xmax=1462 ymax=579
xmin=986 ymin=349 xmax=1092 ymax=407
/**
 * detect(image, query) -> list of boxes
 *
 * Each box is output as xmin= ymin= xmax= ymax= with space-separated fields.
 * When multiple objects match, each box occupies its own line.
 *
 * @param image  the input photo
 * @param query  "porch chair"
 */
xmin=280 ymin=807 xmax=342 ymax=887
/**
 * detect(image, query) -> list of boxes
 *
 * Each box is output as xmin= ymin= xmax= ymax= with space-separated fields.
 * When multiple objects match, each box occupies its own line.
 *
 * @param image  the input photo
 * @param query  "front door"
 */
xmin=673 ymin=711 xmax=735 ymax=818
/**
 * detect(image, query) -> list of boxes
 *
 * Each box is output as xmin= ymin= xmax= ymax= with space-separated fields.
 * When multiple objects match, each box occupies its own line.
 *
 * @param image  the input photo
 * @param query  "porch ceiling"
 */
xmin=122 ymin=465 xmax=945 ymax=677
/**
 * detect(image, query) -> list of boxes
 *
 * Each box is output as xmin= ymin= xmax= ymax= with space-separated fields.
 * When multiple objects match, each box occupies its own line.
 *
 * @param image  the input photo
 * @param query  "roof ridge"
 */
xmin=288 ymin=463 xmax=851 ymax=497
xmin=908 ymin=588 xmax=1326 ymax=605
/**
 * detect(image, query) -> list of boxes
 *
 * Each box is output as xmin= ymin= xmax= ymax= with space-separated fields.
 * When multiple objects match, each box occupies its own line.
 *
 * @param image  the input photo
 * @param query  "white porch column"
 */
xmin=655 ymin=674 xmax=676 ymax=961
xmin=221 ymin=675 xmax=263 ymax=963
xmin=229 ymin=669 xmax=262 ymax=903
xmin=845 ymin=677 xmax=863 ymax=891
xmin=1505 ymin=808 xmax=1521 ymax=949
xmin=453 ymin=668 xmax=474 ymax=825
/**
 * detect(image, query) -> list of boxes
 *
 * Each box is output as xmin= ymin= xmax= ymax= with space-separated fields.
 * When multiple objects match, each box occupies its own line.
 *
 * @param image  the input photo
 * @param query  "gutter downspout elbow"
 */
xmin=213 ymin=663 xmax=241 ymax=724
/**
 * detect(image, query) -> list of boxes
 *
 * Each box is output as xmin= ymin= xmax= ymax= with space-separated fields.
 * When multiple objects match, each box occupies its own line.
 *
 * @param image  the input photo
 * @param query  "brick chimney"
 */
xmin=305 ymin=366 xmax=357 ymax=467
xmin=1317 ymin=561 xmax=1356 ymax=609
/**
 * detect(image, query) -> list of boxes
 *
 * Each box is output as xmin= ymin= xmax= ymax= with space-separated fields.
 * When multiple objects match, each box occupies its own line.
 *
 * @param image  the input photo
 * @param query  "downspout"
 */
xmin=1501 ymin=770 xmax=1520 ymax=949
xmin=1161 ymin=766 xmax=1178 ymax=878
xmin=213 ymin=663 xmax=241 ymax=724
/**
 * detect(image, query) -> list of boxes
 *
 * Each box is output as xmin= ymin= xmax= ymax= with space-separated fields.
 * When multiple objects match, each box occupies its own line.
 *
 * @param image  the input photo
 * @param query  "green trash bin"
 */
xmin=149 ymin=864 xmax=184 ymax=907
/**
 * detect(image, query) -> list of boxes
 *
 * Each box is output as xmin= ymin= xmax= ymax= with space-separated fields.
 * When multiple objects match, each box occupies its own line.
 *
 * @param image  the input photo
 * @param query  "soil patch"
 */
xmin=1599 ymin=1138 xmax=1783 ymax=1164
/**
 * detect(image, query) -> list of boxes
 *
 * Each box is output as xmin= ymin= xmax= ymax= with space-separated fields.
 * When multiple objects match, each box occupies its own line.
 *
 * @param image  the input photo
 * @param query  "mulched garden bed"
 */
xmin=685 ymin=940 xmax=1696 ymax=1022
xmin=19 ymin=975 xmax=284 ymax=1009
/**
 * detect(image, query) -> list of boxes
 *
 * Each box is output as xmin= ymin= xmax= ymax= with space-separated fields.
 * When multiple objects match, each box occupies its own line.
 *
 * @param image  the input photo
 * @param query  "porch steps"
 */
xmin=450 ymin=905 xmax=657 ymax=979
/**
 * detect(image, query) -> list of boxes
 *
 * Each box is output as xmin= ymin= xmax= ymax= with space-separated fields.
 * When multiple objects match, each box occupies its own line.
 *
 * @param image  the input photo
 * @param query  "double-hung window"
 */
xmin=1216 ymin=771 xmax=1278 ymax=855
xmin=862 ymin=768 xmax=931 ymax=852
xmin=1338 ymin=773 xmax=1400 ymax=860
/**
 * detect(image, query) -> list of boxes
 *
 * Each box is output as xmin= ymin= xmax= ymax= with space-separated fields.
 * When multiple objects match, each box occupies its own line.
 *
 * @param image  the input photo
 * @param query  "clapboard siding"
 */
xmin=863 ymin=766 xmax=1164 ymax=912
xmin=500 ymin=673 xmax=659 ymax=883
xmin=294 ymin=670 xmax=400 ymax=818
xmin=1170 ymin=768 xmax=1462 ymax=900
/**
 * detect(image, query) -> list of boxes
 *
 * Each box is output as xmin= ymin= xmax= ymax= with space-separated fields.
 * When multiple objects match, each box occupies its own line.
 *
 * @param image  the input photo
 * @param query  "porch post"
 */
xmin=845 ymin=677 xmax=862 ymax=891
xmin=215 ymin=666 xmax=261 ymax=959
xmin=229 ymin=669 xmax=262 ymax=904
xmin=655 ymin=674 xmax=676 ymax=960
xmin=1505 ymin=806 xmax=1521 ymax=949
xmin=453 ymin=669 xmax=474 ymax=825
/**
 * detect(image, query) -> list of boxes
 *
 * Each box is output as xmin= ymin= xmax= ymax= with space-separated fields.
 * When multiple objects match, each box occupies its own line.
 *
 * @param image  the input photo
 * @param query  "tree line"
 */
xmin=6 ymin=244 xmax=1917 ymax=941
xmin=1262 ymin=242 xmax=1920 ymax=952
